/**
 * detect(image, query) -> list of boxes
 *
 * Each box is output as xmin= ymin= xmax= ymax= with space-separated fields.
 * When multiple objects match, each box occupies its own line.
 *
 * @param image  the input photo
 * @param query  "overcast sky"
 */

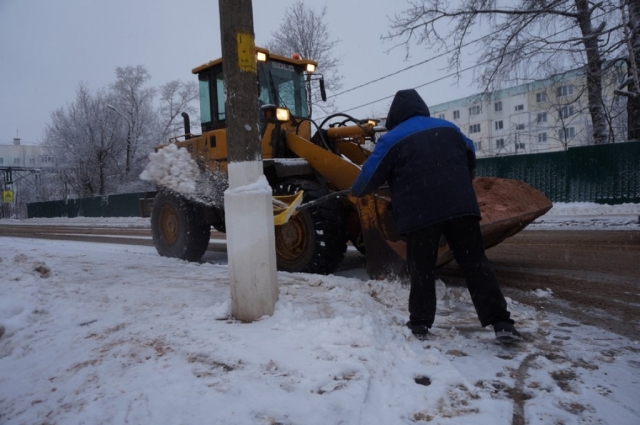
xmin=0 ymin=0 xmax=478 ymax=145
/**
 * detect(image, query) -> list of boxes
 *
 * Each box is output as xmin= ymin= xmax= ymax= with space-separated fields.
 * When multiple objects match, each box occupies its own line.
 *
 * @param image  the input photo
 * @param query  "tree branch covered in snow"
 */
xmin=265 ymin=1 xmax=343 ymax=116
xmin=42 ymin=66 xmax=200 ymax=199
xmin=386 ymin=0 xmax=639 ymax=144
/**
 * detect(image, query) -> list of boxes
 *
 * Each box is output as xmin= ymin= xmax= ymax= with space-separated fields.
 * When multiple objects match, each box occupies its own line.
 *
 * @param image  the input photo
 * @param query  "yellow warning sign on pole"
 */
xmin=236 ymin=33 xmax=256 ymax=73
xmin=3 ymin=190 xmax=14 ymax=204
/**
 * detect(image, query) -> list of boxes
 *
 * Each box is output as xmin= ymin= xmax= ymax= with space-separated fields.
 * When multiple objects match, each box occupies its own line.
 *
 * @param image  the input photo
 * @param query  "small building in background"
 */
xmin=0 ymin=138 xmax=55 ymax=169
xmin=1 ymin=138 xmax=56 ymax=218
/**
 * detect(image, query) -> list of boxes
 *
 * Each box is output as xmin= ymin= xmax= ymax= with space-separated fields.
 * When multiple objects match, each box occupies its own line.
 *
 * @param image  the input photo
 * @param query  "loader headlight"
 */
xmin=306 ymin=63 xmax=316 ymax=73
xmin=276 ymin=107 xmax=290 ymax=122
xmin=256 ymin=51 xmax=267 ymax=62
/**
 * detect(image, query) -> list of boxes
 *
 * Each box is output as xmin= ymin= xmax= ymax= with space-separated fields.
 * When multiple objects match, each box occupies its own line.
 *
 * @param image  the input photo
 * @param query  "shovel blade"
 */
xmin=356 ymin=195 xmax=408 ymax=280
xmin=273 ymin=191 xmax=304 ymax=226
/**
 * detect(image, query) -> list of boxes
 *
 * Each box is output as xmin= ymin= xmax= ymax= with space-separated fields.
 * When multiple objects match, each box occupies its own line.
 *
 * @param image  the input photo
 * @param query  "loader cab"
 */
xmin=194 ymin=48 xmax=317 ymax=133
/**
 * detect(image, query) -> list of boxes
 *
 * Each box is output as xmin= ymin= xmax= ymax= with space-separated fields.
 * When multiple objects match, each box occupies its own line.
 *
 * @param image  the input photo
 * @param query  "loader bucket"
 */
xmin=273 ymin=191 xmax=304 ymax=226
xmin=358 ymin=177 xmax=553 ymax=279
xmin=356 ymin=193 xmax=409 ymax=280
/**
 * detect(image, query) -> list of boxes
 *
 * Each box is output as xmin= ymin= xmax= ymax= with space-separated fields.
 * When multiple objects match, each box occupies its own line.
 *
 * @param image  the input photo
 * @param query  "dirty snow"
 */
xmin=0 ymin=203 xmax=639 ymax=424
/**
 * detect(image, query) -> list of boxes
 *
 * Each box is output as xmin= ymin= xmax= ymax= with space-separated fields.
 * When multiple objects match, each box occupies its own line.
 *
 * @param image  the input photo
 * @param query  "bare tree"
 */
xmin=613 ymin=0 xmax=640 ymax=140
xmin=43 ymin=84 xmax=122 ymax=197
xmin=157 ymin=80 xmax=199 ymax=140
xmin=109 ymin=65 xmax=157 ymax=180
xmin=265 ymin=1 xmax=343 ymax=115
xmin=386 ymin=0 xmax=630 ymax=145
xmin=41 ymin=66 xmax=200 ymax=199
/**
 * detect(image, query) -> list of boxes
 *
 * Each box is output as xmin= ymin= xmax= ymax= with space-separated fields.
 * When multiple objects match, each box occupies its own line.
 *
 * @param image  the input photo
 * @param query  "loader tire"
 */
xmin=151 ymin=190 xmax=211 ymax=262
xmin=273 ymin=180 xmax=348 ymax=274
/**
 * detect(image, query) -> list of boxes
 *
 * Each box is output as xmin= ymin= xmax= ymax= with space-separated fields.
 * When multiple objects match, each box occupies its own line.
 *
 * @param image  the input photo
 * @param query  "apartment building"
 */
xmin=429 ymin=72 xmax=620 ymax=158
xmin=0 ymin=138 xmax=55 ymax=169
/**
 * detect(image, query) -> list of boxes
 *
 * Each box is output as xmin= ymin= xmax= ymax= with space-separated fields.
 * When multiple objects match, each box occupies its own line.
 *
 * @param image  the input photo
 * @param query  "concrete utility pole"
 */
xmin=219 ymin=0 xmax=278 ymax=321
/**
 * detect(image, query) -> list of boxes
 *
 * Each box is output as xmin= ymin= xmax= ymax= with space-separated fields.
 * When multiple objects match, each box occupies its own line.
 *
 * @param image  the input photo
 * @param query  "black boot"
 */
xmin=492 ymin=321 xmax=523 ymax=343
xmin=407 ymin=321 xmax=429 ymax=340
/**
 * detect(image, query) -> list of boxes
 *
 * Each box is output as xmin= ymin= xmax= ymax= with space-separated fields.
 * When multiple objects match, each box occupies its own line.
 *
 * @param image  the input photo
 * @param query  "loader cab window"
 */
xmin=258 ymin=60 xmax=309 ymax=118
xmin=199 ymin=80 xmax=211 ymax=123
xmin=198 ymin=65 xmax=226 ymax=132
xmin=197 ymin=59 xmax=309 ymax=133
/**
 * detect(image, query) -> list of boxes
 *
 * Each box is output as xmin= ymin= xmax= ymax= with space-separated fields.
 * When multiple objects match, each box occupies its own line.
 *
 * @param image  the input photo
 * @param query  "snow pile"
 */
xmin=0 ymin=216 xmax=151 ymax=228
xmin=1 ymin=239 xmax=639 ymax=424
xmin=139 ymin=143 xmax=199 ymax=194
xmin=544 ymin=202 xmax=639 ymax=216
xmin=529 ymin=202 xmax=639 ymax=230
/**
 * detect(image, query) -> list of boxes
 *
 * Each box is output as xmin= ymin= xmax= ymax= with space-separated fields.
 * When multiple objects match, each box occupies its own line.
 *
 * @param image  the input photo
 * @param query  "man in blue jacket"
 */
xmin=351 ymin=89 xmax=522 ymax=342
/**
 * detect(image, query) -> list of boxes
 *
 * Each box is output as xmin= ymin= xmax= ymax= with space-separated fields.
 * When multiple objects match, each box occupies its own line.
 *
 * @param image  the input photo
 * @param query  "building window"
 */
xmin=475 ymin=141 xmax=482 ymax=151
xmin=515 ymin=104 xmax=524 ymax=111
xmin=560 ymin=127 xmax=576 ymax=140
xmin=556 ymin=85 xmax=573 ymax=97
xmin=438 ymin=114 xmax=445 ymax=120
xmin=469 ymin=105 xmax=481 ymax=116
xmin=29 ymin=158 xmax=36 ymax=165
xmin=536 ymin=92 xmax=547 ymax=103
xmin=538 ymin=132 xmax=547 ymax=143
xmin=494 ymin=101 xmax=502 ymax=112
xmin=496 ymin=138 xmax=505 ymax=149
xmin=516 ymin=123 xmax=525 ymax=130
xmin=516 ymin=142 xmax=526 ymax=150
xmin=14 ymin=158 xmax=20 ymax=165
xmin=0 ymin=158 xmax=3 ymax=164
xmin=40 ymin=156 xmax=54 ymax=163
xmin=453 ymin=110 xmax=460 ymax=119
xmin=536 ymin=112 xmax=547 ymax=123
xmin=559 ymin=105 xmax=574 ymax=118
xmin=469 ymin=123 xmax=481 ymax=133
xmin=494 ymin=120 xmax=504 ymax=130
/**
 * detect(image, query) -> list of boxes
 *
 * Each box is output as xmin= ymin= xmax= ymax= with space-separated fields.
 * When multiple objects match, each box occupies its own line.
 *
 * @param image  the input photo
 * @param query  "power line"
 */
xmin=339 ymin=59 xmax=494 ymax=115
xmin=327 ymin=30 xmax=500 ymax=100
xmin=327 ymin=0 xmax=576 ymax=100
xmin=325 ymin=2 xmax=617 ymax=118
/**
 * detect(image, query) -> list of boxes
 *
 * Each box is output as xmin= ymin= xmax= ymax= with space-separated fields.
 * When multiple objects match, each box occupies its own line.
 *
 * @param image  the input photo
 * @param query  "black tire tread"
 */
xmin=273 ymin=179 xmax=347 ymax=274
xmin=151 ymin=190 xmax=211 ymax=262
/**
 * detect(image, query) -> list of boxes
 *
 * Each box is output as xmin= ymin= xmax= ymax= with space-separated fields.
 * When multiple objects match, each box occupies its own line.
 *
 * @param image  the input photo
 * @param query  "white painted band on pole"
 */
xmin=224 ymin=161 xmax=278 ymax=321
xmin=228 ymin=160 xmax=263 ymax=189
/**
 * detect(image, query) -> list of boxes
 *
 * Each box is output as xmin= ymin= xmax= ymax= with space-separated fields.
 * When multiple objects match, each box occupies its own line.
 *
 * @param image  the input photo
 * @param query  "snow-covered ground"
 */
xmin=1 ymin=203 xmax=639 ymax=424
xmin=527 ymin=202 xmax=639 ymax=230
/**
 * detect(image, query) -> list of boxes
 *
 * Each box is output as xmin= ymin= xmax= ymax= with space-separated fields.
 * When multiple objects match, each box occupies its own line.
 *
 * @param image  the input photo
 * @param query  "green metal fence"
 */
xmin=25 ymin=141 xmax=640 ymax=218
xmin=476 ymin=141 xmax=640 ymax=204
xmin=27 ymin=192 xmax=146 ymax=218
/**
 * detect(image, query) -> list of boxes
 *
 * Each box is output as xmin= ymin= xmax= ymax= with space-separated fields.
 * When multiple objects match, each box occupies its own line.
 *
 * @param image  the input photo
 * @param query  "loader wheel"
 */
xmin=151 ymin=190 xmax=211 ymax=262
xmin=273 ymin=180 xmax=348 ymax=274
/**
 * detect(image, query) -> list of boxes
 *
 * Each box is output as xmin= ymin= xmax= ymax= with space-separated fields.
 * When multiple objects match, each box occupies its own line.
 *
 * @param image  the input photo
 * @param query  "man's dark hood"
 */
xmin=385 ymin=89 xmax=431 ymax=131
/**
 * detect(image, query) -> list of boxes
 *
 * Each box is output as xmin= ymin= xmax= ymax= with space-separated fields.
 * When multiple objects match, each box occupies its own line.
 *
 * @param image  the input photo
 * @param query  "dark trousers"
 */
xmin=406 ymin=216 xmax=512 ymax=328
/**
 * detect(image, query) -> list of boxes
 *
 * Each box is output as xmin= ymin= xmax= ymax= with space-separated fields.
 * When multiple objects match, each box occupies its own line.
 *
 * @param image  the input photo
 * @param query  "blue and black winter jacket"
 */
xmin=351 ymin=89 xmax=481 ymax=235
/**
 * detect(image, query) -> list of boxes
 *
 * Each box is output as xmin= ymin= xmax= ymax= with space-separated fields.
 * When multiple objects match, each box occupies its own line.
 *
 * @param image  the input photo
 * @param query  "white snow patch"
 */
xmin=533 ymin=288 xmax=554 ymax=298
xmin=529 ymin=202 xmax=639 ymax=230
xmin=139 ymin=143 xmax=199 ymax=194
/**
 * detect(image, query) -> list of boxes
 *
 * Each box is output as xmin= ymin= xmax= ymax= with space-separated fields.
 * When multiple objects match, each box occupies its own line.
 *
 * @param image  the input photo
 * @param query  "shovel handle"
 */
xmin=296 ymin=189 xmax=352 ymax=212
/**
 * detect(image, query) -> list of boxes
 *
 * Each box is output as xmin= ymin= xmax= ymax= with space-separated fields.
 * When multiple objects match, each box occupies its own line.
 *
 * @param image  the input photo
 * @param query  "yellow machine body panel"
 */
xmin=285 ymin=132 xmax=361 ymax=191
xmin=174 ymin=129 xmax=229 ymax=174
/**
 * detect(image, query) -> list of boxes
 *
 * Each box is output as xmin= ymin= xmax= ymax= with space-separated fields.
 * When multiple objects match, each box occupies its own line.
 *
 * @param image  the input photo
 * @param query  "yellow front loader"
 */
xmin=142 ymin=47 xmax=552 ymax=279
